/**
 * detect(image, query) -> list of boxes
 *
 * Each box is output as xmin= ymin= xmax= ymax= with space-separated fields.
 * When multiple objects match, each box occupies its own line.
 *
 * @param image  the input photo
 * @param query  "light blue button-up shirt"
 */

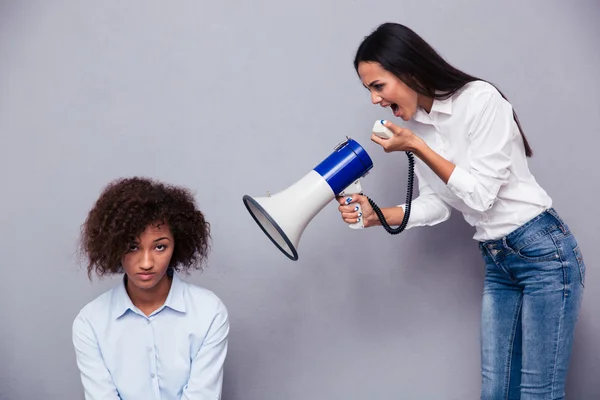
xmin=72 ymin=272 xmax=229 ymax=400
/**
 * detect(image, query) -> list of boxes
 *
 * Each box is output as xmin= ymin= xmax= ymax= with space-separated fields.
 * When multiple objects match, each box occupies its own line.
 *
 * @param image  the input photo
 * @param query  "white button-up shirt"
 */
xmin=72 ymin=272 xmax=229 ymax=400
xmin=398 ymin=80 xmax=552 ymax=241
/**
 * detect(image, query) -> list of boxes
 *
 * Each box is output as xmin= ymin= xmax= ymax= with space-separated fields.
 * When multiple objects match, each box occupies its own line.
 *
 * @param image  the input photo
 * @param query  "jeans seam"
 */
xmin=505 ymin=297 xmax=522 ymax=400
xmin=549 ymin=233 xmax=568 ymax=399
xmin=573 ymin=245 xmax=585 ymax=287
xmin=550 ymin=276 xmax=567 ymax=399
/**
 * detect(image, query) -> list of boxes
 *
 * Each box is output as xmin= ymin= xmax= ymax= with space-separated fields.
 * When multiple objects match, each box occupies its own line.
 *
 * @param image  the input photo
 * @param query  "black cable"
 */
xmin=366 ymin=151 xmax=415 ymax=235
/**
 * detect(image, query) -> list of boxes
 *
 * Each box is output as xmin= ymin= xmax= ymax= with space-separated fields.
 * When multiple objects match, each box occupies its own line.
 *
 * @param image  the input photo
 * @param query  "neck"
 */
xmin=126 ymin=273 xmax=172 ymax=315
xmin=418 ymin=95 xmax=434 ymax=113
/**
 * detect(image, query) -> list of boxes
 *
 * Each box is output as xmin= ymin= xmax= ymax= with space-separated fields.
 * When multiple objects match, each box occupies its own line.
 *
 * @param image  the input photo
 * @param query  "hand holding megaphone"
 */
xmin=335 ymin=120 xmax=413 ymax=229
xmin=336 ymin=194 xmax=375 ymax=228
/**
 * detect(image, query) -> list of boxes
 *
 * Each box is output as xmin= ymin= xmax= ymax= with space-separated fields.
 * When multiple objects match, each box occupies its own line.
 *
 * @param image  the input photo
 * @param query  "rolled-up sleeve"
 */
xmin=446 ymin=90 xmax=514 ymax=212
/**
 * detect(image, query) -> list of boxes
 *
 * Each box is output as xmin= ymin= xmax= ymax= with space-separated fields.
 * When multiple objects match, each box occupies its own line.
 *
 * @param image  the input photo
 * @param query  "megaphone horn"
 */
xmin=242 ymin=137 xmax=373 ymax=261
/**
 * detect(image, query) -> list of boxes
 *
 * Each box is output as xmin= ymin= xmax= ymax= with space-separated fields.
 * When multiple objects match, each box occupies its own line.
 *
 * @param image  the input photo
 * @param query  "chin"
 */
xmin=129 ymin=272 xmax=166 ymax=290
xmin=401 ymin=110 xmax=416 ymax=121
xmin=133 ymin=280 xmax=159 ymax=290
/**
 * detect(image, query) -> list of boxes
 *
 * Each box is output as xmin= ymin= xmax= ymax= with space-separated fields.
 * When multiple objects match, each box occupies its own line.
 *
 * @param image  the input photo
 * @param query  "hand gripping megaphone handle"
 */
xmin=338 ymin=178 xmax=365 ymax=229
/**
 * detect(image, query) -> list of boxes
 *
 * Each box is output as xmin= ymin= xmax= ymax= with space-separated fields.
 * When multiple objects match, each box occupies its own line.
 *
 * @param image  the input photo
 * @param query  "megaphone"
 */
xmin=243 ymin=120 xmax=417 ymax=261
xmin=242 ymin=137 xmax=373 ymax=261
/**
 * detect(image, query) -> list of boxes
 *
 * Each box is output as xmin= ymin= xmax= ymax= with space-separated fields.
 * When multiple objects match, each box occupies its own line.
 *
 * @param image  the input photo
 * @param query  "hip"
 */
xmin=478 ymin=208 xmax=586 ymax=288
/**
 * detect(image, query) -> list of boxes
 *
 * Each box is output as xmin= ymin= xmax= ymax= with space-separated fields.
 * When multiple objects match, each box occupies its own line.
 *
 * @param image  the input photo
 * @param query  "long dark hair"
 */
xmin=354 ymin=22 xmax=533 ymax=157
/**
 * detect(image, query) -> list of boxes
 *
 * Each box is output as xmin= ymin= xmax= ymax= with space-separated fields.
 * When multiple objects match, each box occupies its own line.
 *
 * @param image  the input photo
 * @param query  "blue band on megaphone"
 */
xmin=313 ymin=139 xmax=373 ymax=195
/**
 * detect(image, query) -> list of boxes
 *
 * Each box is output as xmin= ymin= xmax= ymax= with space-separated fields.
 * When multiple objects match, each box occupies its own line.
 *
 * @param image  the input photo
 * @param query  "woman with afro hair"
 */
xmin=72 ymin=176 xmax=229 ymax=400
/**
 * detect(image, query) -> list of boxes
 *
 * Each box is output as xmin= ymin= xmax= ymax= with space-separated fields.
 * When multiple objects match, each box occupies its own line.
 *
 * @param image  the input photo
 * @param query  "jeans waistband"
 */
xmin=479 ymin=208 xmax=569 ymax=251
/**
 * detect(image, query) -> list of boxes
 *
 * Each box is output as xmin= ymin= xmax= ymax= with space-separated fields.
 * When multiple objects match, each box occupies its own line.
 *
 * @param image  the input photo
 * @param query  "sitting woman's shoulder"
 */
xmin=179 ymin=277 xmax=229 ymax=315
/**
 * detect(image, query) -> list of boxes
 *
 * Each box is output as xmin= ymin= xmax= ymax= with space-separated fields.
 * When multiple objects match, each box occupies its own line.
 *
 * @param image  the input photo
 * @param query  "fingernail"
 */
xmin=380 ymin=119 xmax=387 ymax=124
xmin=357 ymin=217 xmax=361 ymax=223
xmin=358 ymin=212 xmax=362 ymax=217
xmin=354 ymin=205 xmax=359 ymax=211
xmin=345 ymin=197 xmax=352 ymax=204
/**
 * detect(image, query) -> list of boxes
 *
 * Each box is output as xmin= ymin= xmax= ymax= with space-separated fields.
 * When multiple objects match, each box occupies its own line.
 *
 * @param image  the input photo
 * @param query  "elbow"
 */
xmin=464 ymin=183 xmax=504 ymax=212
xmin=439 ymin=205 xmax=452 ymax=223
xmin=468 ymin=195 xmax=497 ymax=212
xmin=419 ymin=197 xmax=452 ymax=226
xmin=427 ymin=202 xmax=451 ymax=225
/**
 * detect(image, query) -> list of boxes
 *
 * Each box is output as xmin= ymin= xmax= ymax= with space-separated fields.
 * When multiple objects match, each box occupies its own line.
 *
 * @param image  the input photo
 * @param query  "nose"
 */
xmin=371 ymin=91 xmax=382 ymax=105
xmin=139 ymin=251 xmax=154 ymax=270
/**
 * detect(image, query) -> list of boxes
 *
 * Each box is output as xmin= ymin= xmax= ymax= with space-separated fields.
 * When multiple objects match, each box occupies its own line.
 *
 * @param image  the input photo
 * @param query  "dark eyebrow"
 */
xmin=153 ymin=237 xmax=170 ymax=242
xmin=366 ymin=80 xmax=381 ymax=88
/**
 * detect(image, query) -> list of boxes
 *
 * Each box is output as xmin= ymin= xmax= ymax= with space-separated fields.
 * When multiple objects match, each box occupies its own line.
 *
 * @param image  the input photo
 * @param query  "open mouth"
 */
xmin=381 ymin=102 xmax=400 ymax=117
xmin=390 ymin=103 xmax=400 ymax=117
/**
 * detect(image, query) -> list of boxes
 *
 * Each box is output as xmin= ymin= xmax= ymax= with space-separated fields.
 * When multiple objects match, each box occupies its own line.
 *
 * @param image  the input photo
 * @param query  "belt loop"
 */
xmin=502 ymin=236 xmax=512 ymax=253
xmin=547 ymin=208 xmax=567 ymax=234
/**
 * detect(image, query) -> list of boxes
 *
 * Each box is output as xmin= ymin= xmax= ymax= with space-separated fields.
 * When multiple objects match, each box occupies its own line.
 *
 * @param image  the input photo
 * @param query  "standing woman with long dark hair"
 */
xmin=337 ymin=22 xmax=586 ymax=399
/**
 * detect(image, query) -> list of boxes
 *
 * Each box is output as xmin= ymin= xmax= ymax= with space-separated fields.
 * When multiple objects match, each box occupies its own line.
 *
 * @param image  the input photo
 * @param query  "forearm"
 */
xmin=365 ymin=206 xmax=405 ymax=227
xmin=410 ymin=137 xmax=456 ymax=184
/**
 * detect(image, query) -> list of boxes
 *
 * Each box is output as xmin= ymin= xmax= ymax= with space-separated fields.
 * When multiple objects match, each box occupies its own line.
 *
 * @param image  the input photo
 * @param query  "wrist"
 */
xmin=365 ymin=213 xmax=379 ymax=227
xmin=409 ymin=136 xmax=428 ymax=157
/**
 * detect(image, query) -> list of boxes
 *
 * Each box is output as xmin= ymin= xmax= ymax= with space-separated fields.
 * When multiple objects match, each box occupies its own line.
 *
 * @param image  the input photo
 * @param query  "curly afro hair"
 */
xmin=79 ymin=176 xmax=211 ymax=279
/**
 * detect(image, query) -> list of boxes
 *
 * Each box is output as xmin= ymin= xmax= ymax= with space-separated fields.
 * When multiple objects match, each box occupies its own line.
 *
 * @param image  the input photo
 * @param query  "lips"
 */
xmin=137 ymin=272 xmax=155 ymax=281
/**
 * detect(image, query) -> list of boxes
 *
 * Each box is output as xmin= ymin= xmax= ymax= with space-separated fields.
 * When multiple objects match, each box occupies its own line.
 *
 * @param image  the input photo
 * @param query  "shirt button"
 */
xmin=151 ymin=373 xmax=156 ymax=378
xmin=148 ymin=347 xmax=153 ymax=352
xmin=146 ymin=320 xmax=151 ymax=324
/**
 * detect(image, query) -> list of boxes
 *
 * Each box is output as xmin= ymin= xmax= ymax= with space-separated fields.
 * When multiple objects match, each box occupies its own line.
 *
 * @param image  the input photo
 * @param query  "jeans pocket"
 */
xmin=516 ymin=232 xmax=560 ymax=262
xmin=573 ymin=245 xmax=586 ymax=287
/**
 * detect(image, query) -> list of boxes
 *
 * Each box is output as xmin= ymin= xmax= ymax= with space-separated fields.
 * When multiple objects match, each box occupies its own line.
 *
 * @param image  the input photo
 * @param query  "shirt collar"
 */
xmin=413 ymin=92 xmax=453 ymax=124
xmin=112 ymin=269 xmax=186 ymax=319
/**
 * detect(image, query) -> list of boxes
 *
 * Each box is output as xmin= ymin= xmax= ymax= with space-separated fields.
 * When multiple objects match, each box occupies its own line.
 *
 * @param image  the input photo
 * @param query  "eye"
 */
xmin=127 ymin=244 xmax=138 ymax=252
xmin=373 ymin=83 xmax=384 ymax=91
xmin=156 ymin=244 xmax=167 ymax=251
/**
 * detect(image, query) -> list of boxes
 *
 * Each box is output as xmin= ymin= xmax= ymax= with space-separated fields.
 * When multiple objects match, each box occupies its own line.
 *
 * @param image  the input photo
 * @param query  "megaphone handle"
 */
xmin=339 ymin=179 xmax=364 ymax=229
xmin=348 ymin=203 xmax=364 ymax=229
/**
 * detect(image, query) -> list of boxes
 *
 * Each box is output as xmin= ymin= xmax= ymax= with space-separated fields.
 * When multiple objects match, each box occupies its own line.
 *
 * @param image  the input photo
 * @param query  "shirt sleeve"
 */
xmin=72 ymin=312 xmax=121 ymax=400
xmin=181 ymin=299 xmax=230 ymax=400
xmin=397 ymin=165 xmax=452 ymax=229
xmin=445 ymin=89 xmax=515 ymax=212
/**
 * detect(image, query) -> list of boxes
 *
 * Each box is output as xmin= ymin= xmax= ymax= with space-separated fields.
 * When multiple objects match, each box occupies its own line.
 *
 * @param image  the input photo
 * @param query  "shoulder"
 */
xmin=72 ymin=283 xmax=120 ymax=332
xmin=454 ymin=80 xmax=511 ymax=110
xmin=178 ymin=277 xmax=229 ymax=317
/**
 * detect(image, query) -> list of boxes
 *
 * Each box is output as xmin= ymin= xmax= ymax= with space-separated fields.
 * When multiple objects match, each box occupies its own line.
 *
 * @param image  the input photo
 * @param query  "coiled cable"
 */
xmin=366 ymin=151 xmax=415 ymax=235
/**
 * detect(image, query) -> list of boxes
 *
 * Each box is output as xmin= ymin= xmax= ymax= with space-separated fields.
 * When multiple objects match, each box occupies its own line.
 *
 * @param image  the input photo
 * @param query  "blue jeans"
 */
xmin=479 ymin=208 xmax=585 ymax=400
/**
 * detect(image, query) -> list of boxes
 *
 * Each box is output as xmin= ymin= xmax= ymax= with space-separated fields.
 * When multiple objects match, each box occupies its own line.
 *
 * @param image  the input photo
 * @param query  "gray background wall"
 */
xmin=1 ymin=1 xmax=598 ymax=399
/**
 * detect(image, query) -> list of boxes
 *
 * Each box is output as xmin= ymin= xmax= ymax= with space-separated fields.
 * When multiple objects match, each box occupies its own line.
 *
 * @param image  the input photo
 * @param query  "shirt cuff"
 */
xmin=447 ymin=166 xmax=475 ymax=198
xmin=396 ymin=202 xmax=450 ymax=229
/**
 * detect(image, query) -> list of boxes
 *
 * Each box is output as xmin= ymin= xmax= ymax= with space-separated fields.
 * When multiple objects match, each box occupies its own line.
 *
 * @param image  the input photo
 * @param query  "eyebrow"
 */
xmin=365 ymin=80 xmax=381 ymax=88
xmin=130 ymin=237 xmax=171 ymax=245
